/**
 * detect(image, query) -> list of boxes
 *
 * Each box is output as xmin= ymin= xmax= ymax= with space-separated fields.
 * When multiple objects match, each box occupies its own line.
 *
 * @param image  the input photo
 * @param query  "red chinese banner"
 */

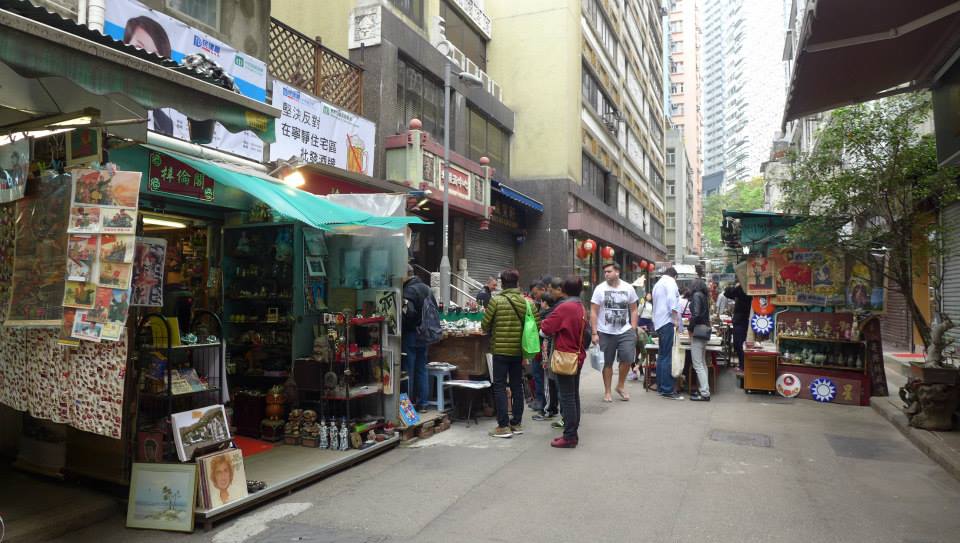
xmin=147 ymin=151 xmax=215 ymax=201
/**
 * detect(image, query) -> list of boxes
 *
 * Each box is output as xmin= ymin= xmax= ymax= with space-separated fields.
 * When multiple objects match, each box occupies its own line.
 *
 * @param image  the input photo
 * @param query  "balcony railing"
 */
xmin=269 ymin=18 xmax=364 ymax=115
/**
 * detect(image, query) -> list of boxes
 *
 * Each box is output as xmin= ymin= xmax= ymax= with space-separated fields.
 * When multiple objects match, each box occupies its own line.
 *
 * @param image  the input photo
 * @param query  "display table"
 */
xmin=642 ymin=337 xmax=723 ymax=394
xmin=428 ymin=334 xmax=490 ymax=376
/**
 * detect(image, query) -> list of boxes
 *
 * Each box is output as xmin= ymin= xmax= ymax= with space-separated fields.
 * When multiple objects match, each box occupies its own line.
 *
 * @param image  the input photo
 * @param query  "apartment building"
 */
xmin=486 ymin=0 xmax=668 ymax=283
xmin=665 ymin=128 xmax=695 ymax=261
xmin=666 ymin=0 xmax=702 ymax=254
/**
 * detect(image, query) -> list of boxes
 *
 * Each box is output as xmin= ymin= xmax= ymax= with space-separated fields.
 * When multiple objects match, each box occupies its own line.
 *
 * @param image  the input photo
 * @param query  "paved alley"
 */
xmin=48 ymin=368 xmax=960 ymax=543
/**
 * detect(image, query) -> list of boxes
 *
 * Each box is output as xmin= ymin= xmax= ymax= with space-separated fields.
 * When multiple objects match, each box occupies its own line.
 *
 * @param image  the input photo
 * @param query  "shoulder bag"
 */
xmin=550 ymin=309 xmax=585 ymax=376
xmin=501 ymin=295 xmax=541 ymax=359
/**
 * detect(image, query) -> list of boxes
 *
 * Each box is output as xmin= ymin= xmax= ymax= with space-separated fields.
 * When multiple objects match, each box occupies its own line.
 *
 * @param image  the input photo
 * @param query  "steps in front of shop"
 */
xmin=0 ymin=463 xmax=119 ymax=543
xmin=398 ymin=411 xmax=451 ymax=445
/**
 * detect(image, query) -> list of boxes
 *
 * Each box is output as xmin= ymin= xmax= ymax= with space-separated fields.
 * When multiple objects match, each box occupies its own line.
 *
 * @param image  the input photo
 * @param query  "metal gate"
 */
xmin=464 ymin=220 xmax=516 ymax=287
xmin=942 ymin=203 xmax=960 ymax=349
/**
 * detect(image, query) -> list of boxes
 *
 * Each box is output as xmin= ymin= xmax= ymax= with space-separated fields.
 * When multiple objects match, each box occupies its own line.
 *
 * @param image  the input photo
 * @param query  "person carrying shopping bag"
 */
xmin=539 ymin=276 xmax=590 ymax=448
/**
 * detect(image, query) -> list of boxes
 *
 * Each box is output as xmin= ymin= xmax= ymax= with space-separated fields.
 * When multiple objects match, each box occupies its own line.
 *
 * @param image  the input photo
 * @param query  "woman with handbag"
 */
xmin=687 ymin=278 xmax=712 ymax=401
xmin=539 ymin=276 xmax=589 ymax=448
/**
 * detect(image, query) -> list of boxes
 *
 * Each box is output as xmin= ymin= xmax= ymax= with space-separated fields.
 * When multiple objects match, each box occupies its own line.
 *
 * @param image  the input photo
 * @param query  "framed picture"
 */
xmin=126 ymin=462 xmax=197 ymax=532
xmin=136 ymin=431 xmax=165 ymax=463
xmin=171 ymin=405 xmax=231 ymax=462
xmin=306 ymin=256 xmax=326 ymax=277
xmin=66 ymin=128 xmax=102 ymax=167
xmin=303 ymin=228 xmax=327 ymax=256
xmin=197 ymin=449 xmax=248 ymax=510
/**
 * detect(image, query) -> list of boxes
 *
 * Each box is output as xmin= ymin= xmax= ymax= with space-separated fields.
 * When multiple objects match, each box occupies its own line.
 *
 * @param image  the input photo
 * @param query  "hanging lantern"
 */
xmin=576 ymin=245 xmax=588 ymax=260
xmin=582 ymin=239 xmax=596 ymax=254
xmin=601 ymin=246 xmax=615 ymax=260
xmin=648 ymin=262 xmax=656 ymax=272
xmin=640 ymin=259 xmax=648 ymax=269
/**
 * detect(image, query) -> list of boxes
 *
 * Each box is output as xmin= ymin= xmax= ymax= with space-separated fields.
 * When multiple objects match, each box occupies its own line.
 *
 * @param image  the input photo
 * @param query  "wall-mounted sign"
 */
xmin=445 ymin=165 xmax=471 ymax=198
xmin=147 ymin=151 xmax=215 ymax=201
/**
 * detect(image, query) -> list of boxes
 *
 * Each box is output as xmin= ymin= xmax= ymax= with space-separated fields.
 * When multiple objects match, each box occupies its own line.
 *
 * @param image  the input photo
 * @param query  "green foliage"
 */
xmin=702 ymin=176 xmax=765 ymax=257
xmin=779 ymin=92 xmax=960 ymax=348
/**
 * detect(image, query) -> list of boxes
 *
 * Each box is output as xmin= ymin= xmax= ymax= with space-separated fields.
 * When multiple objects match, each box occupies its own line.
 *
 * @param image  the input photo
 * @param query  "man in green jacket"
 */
xmin=482 ymin=269 xmax=538 ymax=438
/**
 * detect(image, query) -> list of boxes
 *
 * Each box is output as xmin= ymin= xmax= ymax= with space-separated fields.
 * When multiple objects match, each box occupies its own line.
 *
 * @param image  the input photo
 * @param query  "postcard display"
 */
xmin=743 ymin=248 xmax=885 ymax=406
xmin=0 ymin=171 xmax=131 ymax=439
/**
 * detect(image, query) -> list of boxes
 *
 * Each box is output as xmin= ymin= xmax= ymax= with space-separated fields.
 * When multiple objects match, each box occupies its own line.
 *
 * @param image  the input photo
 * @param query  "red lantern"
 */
xmin=601 ymin=246 xmax=615 ymax=260
xmin=576 ymin=245 xmax=588 ymax=260
xmin=582 ymin=239 xmax=596 ymax=254
xmin=640 ymin=259 xmax=648 ymax=269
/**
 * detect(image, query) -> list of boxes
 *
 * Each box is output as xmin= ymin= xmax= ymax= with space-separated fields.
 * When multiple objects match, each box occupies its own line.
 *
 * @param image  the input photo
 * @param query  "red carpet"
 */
xmin=892 ymin=353 xmax=926 ymax=359
xmin=233 ymin=436 xmax=274 ymax=458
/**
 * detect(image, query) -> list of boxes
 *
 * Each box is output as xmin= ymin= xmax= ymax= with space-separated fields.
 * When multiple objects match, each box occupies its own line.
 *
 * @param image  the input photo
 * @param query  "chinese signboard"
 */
xmin=147 ymin=151 xmax=215 ymax=201
xmin=271 ymin=81 xmax=376 ymax=177
xmin=445 ymin=165 xmax=471 ymax=198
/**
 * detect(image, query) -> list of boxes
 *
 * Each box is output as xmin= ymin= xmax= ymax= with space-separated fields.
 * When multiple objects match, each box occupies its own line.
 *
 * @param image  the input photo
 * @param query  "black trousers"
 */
xmin=733 ymin=322 xmax=748 ymax=370
xmin=492 ymin=354 xmax=524 ymax=428
xmin=556 ymin=366 xmax=582 ymax=440
xmin=545 ymin=375 xmax=559 ymax=415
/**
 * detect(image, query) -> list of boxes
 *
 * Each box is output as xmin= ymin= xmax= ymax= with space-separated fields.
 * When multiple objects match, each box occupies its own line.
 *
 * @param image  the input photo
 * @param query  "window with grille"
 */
xmin=397 ymin=57 xmax=447 ymax=141
xmin=440 ymin=1 xmax=487 ymax=70
xmin=166 ymin=0 xmax=219 ymax=30
xmin=582 ymin=0 xmax=618 ymax=61
xmin=581 ymin=68 xmax=617 ymax=120
xmin=666 ymin=148 xmax=676 ymax=165
xmin=390 ymin=0 xmax=424 ymax=27
xmin=582 ymin=153 xmax=611 ymax=205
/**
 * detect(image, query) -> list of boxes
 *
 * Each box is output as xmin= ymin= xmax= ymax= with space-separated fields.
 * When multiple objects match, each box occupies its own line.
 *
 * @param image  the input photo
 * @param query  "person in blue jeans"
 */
xmin=402 ymin=266 xmax=433 ymax=410
xmin=651 ymin=267 xmax=683 ymax=400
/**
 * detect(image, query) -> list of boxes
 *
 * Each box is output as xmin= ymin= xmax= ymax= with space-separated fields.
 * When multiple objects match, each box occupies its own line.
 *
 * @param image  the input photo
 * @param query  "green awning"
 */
xmin=143 ymin=145 xmax=428 ymax=230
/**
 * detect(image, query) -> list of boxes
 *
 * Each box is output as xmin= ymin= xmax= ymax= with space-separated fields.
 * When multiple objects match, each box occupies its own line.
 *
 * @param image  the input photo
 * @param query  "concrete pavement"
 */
xmin=48 ymin=368 xmax=960 ymax=543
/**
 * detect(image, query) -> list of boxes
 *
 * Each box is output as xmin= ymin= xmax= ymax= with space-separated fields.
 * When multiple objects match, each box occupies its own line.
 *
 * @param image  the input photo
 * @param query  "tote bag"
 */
xmin=671 ymin=332 xmax=685 ymax=378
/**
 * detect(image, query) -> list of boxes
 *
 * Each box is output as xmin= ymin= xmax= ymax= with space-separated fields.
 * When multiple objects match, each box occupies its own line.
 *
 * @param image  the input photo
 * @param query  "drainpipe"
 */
xmin=87 ymin=0 xmax=105 ymax=32
xmin=77 ymin=0 xmax=88 ymax=25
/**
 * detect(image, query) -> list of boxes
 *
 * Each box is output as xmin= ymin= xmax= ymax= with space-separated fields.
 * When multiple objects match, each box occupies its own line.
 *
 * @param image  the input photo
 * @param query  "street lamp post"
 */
xmin=439 ymin=51 xmax=483 ymax=312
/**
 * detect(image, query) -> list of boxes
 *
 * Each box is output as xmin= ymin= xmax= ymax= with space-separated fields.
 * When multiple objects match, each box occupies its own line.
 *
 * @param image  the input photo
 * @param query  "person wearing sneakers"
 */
xmin=539 ymin=276 xmax=589 ymax=448
xmin=590 ymin=262 xmax=639 ymax=402
xmin=652 ymin=267 xmax=683 ymax=400
xmin=533 ymin=276 xmax=563 ymax=423
xmin=482 ymin=269 xmax=539 ymax=438
xmin=686 ymin=278 xmax=712 ymax=401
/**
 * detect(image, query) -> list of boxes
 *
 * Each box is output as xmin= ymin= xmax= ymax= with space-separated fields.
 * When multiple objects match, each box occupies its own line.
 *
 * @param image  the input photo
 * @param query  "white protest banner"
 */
xmin=270 ymin=81 xmax=376 ymax=177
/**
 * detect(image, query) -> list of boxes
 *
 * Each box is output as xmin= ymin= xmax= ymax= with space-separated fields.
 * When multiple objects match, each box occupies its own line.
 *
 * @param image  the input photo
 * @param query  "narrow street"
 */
xmin=52 ymin=369 xmax=960 ymax=543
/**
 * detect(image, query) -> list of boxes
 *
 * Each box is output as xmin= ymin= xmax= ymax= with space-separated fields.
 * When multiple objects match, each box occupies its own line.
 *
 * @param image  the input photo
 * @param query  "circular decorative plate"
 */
xmin=751 ymin=313 xmax=774 ymax=335
xmin=776 ymin=373 xmax=802 ymax=398
xmin=810 ymin=377 xmax=837 ymax=402
xmin=752 ymin=296 xmax=775 ymax=315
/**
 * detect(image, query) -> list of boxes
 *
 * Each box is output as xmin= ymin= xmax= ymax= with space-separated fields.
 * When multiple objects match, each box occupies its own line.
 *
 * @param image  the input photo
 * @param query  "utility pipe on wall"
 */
xmin=87 ymin=0 xmax=105 ymax=32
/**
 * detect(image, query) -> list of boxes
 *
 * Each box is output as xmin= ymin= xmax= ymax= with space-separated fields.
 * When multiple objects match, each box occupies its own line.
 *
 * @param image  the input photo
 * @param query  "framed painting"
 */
xmin=66 ymin=128 xmax=102 ymax=167
xmin=126 ymin=463 xmax=197 ymax=532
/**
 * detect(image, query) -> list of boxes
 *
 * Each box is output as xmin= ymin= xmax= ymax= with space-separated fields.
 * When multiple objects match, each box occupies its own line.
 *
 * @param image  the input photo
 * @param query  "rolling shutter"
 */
xmin=942 ymin=204 xmax=960 ymax=349
xmin=464 ymin=220 xmax=515 ymax=285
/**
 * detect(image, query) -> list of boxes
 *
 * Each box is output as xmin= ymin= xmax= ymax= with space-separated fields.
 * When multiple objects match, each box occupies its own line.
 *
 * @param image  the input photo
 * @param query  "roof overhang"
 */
xmin=783 ymin=0 xmax=960 ymax=124
xmin=0 ymin=6 xmax=279 ymax=140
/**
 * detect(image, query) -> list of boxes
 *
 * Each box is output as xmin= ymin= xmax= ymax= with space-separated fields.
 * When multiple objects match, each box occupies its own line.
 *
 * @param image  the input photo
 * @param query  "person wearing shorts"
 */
xmin=590 ymin=262 xmax=639 ymax=402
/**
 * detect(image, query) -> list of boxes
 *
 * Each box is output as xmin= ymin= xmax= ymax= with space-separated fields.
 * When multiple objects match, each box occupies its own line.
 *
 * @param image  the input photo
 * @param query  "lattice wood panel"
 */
xmin=269 ymin=18 xmax=363 ymax=115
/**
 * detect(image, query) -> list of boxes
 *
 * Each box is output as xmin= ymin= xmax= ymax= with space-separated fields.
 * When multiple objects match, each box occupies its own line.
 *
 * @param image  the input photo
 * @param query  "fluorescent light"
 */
xmin=282 ymin=170 xmax=305 ymax=187
xmin=50 ymin=116 xmax=94 ymax=127
xmin=143 ymin=217 xmax=187 ymax=229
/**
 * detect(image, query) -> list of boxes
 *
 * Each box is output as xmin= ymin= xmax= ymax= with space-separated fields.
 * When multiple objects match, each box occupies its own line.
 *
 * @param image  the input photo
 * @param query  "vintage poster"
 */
xmin=746 ymin=254 xmax=775 ymax=295
xmin=100 ymin=234 xmax=135 ymax=264
xmin=71 ymin=310 xmax=103 ymax=342
xmin=89 ymin=287 xmax=116 ymax=323
xmin=810 ymin=252 xmax=846 ymax=306
xmin=59 ymin=308 xmax=80 ymax=346
xmin=1 ymin=137 xmax=29 ymax=203
xmin=68 ymin=206 xmax=101 ymax=233
xmin=100 ymin=208 xmax=137 ymax=234
xmin=67 ymin=234 xmax=98 ymax=282
xmin=101 ymin=321 xmax=126 ymax=342
xmin=770 ymin=248 xmax=814 ymax=306
xmin=6 ymin=171 xmax=70 ymax=326
xmin=131 ymin=237 xmax=167 ymax=307
xmin=99 ymin=261 xmax=133 ymax=289
xmin=63 ymin=280 xmax=96 ymax=309
xmin=847 ymin=258 xmax=886 ymax=312
xmin=71 ymin=169 xmax=141 ymax=208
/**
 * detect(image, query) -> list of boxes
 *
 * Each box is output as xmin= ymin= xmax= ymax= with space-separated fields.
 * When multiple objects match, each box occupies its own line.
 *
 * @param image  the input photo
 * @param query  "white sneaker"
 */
xmin=627 ymin=370 xmax=638 ymax=381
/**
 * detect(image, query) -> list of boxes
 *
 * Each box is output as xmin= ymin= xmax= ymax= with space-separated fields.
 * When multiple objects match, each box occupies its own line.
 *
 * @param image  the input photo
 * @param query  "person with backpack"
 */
xmin=402 ymin=265 xmax=441 ymax=410
xmin=482 ymin=268 xmax=539 ymax=438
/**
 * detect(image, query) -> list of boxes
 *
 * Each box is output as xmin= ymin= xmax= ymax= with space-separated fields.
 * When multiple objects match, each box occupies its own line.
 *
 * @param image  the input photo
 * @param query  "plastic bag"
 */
xmin=671 ymin=331 xmax=684 ymax=377
xmin=588 ymin=344 xmax=604 ymax=372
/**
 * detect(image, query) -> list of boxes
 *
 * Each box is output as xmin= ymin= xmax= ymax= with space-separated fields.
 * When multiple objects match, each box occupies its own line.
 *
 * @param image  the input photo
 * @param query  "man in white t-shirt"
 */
xmin=652 ymin=267 xmax=683 ymax=399
xmin=591 ymin=262 xmax=639 ymax=402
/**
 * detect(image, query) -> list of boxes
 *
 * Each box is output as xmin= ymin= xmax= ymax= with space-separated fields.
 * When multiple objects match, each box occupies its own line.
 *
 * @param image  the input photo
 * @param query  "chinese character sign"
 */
xmin=270 ymin=81 xmax=376 ymax=177
xmin=147 ymin=151 xmax=215 ymax=201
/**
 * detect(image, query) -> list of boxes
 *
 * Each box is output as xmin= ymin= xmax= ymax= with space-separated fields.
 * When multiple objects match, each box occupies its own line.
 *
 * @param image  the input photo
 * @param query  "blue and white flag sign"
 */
xmin=103 ymin=0 xmax=266 ymax=101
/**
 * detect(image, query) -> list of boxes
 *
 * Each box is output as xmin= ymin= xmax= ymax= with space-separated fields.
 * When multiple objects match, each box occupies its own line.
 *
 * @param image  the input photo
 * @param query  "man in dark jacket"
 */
xmin=482 ymin=268 xmax=539 ymax=438
xmin=476 ymin=277 xmax=497 ymax=307
xmin=402 ymin=266 xmax=434 ymax=410
xmin=723 ymin=281 xmax=752 ymax=371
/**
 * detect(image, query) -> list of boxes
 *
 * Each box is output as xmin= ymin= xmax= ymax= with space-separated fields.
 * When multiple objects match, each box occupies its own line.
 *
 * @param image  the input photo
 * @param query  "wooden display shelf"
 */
xmin=778 ymin=360 xmax=865 ymax=372
xmin=777 ymin=336 xmax=862 ymax=344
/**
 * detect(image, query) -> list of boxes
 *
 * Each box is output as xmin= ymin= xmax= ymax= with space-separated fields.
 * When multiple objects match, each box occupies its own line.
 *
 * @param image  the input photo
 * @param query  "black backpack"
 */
xmin=417 ymin=293 xmax=443 ymax=344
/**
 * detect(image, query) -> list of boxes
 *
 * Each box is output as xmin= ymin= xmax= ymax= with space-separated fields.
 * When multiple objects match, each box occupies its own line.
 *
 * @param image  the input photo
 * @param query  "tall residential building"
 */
xmin=486 ymin=0 xmax=668 ymax=281
xmin=665 ymin=129 xmax=695 ymax=260
xmin=701 ymin=0 xmax=787 ymax=187
xmin=666 ymin=0 xmax=702 ymax=255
